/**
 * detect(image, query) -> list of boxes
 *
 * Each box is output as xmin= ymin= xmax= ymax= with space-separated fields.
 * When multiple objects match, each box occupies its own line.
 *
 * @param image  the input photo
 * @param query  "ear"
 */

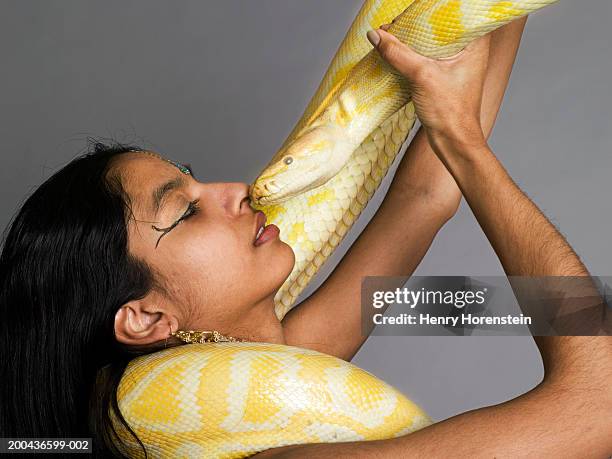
xmin=114 ymin=298 xmax=177 ymax=346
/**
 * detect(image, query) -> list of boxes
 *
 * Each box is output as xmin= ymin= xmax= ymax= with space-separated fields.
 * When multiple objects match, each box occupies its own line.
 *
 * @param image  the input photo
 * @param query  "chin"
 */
xmin=280 ymin=241 xmax=296 ymax=272
xmin=254 ymin=237 xmax=295 ymax=290
xmin=271 ymin=241 xmax=296 ymax=284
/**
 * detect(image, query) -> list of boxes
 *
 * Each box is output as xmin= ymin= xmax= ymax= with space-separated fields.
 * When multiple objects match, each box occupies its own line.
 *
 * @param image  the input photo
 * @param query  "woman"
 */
xmin=1 ymin=13 xmax=608 ymax=458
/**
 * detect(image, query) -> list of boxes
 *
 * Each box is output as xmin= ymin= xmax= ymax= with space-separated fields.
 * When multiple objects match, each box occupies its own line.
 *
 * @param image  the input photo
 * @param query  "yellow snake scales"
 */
xmin=115 ymin=1 xmax=558 ymax=457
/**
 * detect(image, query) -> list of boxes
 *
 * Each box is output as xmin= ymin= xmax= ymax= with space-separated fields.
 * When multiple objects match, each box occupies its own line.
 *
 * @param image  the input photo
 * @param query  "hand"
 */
xmin=367 ymin=27 xmax=491 ymax=150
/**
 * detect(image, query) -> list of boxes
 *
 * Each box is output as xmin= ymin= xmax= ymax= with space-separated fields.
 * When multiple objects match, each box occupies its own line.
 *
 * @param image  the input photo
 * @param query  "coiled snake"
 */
xmin=115 ymin=1 xmax=557 ymax=457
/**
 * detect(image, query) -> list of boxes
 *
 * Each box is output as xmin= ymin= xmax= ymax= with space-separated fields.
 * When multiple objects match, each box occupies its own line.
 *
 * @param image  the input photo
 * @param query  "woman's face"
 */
xmin=112 ymin=151 xmax=295 ymax=343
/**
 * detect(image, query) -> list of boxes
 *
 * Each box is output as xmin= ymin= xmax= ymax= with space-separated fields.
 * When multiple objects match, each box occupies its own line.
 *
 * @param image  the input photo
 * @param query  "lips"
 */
xmin=254 ymin=211 xmax=266 ymax=240
xmin=253 ymin=211 xmax=280 ymax=246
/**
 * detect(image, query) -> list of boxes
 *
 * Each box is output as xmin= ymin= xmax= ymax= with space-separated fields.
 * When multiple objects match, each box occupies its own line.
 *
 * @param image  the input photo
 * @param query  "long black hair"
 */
xmin=0 ymin=141 xmax=174 ymax=457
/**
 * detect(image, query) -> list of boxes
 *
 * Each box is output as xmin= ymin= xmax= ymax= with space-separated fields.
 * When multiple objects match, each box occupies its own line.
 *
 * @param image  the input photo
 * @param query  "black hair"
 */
xmin=0 ymin=141 xmax=174 ymax=457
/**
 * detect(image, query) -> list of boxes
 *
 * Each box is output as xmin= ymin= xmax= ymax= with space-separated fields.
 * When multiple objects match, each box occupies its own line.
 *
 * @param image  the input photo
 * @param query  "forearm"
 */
xmin=430 ymin=138 xmax=610 ymax=374
xmin=284 ymin=19 xmax=530 ymax=360
xmin=388 ymin=17 xmax=528 ymax=208
xmin=338 ymin=14 xmax=530 ymax=298
xmin=257 ymin=374 xmax=611 ymax=458
xmin=434 ymin=142 xmax=587 ymax=276
xmin=284 ymin=191 xmax=449 ymax=359
xmin=377 ymin=18 xmax=530 ymax=258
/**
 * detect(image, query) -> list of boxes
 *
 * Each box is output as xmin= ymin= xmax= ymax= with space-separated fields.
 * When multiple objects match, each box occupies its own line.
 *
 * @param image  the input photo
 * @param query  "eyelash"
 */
xmin=152 ymin=199 xmax=200 ymax=248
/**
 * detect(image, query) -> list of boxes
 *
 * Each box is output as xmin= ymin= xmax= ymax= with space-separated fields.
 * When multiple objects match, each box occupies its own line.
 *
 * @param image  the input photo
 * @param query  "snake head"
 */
xmin=251 ymin=125 xmax=353 ymax=206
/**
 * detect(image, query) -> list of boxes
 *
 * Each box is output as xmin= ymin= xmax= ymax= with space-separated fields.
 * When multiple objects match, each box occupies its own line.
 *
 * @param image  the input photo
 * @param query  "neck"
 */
xmin=232 ymin=295 xmax=286 ymax=345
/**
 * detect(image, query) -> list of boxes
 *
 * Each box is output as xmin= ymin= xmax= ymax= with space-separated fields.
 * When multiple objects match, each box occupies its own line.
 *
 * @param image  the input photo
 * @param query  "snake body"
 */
xmin=251 ymin=0 xmax=558 ymax=318
xmin=116 ymin=1 xmax=557 ymax=457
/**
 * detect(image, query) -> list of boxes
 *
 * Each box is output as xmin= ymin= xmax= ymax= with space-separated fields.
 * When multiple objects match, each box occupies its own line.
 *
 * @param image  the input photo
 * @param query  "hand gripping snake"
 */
xmin=115 ymin=1 xmax=558 ymax=457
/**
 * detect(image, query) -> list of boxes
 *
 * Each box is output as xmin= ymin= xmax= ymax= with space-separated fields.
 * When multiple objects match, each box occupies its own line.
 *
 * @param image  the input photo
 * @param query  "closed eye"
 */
xmin=151 ymin=199 xmax=200 ymax=248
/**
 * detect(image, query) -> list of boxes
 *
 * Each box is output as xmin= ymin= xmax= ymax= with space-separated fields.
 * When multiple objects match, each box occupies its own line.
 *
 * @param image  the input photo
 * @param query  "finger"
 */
xmin=367 ymin=28 xmax=428 ymax=79
xmin=380 ymin=23 xmax=391 ymax=31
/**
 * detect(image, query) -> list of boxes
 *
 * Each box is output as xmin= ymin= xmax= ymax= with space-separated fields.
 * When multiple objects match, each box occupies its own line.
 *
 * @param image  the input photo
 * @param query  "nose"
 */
xmin=225 ymin=182 xmax=251 ymax=215
xmin=200 ymin=182 xmax=254 ymax=217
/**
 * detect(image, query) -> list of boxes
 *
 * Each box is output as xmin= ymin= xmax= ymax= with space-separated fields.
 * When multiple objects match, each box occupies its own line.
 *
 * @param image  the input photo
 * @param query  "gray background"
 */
xmin=1 ymin=1 xmax=610 ymax=421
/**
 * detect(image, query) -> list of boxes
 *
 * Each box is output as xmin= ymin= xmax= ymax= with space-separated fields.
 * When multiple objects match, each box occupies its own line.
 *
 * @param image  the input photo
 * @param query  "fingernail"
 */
xmin=366 ymin=29 xmax=380 ymax=47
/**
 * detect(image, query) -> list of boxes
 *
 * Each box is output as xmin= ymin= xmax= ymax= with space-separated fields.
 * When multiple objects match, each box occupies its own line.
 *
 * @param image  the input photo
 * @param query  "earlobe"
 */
xmin=114 ymin=300 xmax=173 ymax=346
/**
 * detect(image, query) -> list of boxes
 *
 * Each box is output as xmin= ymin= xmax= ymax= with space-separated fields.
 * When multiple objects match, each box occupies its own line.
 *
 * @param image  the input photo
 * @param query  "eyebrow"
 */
xmin=151 ymin=176 xmax=188 ymax=216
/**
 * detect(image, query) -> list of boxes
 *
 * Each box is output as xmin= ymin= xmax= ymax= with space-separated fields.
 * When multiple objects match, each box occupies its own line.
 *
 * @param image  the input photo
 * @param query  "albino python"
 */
xmin=115 ymin=1 xmax=557 ymax=457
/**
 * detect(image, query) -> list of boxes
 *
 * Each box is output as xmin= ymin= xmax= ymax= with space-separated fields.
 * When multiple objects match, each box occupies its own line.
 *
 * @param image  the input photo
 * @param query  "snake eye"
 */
xmin=283 ymin=156 xmax=293 ymax=165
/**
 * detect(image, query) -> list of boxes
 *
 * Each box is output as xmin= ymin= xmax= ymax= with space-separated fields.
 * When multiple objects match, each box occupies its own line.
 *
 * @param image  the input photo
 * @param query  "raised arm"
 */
xmin=257 ymin=18 xmax=611 ymax=459
xmin=283 ymin=18 xmax=528 ymax=360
